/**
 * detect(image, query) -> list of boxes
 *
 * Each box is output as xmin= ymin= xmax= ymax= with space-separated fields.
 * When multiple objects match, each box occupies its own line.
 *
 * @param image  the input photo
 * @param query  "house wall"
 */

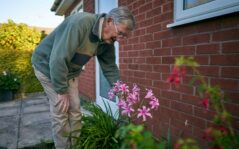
xmin=74 ymin=0 xmax=239 ymax=146
xmin=118 ymin=0 xmax=239 ymax=147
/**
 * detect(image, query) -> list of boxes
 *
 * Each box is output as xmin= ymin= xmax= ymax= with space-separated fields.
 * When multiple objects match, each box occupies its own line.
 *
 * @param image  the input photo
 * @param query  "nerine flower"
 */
xmin=121 ymin=104 xmax=134 ymax=117
xmin=149 ymin=97 xmax=159 ymax=109
xmin=145 ymin=89 xmax=154 ymax=99
xmin=137 ymin=106 xmax=152 ymax=121
xmin=119 ymin=83 xmax=129 ymax=93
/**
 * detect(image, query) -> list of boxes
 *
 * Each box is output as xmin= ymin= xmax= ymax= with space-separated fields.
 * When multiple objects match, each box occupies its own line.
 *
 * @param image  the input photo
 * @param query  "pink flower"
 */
xmin=145 ymin=89 xmax=154 ymax=99
xmin=137 ymin=106 xmax=152 ymax=121
xmin=201 ymin=97 xmax=209 ymax=109
xmin=117 ymin=99 xmax=127 ymax=109
xmin=108 ymin=90 xmax=115 ymax=100
xmin=127 ymin=93 xmax=138 ymax=104
xmin=132 ymin=84 xmax=140 ymax=94
xmin=119 ymin=83 xmax=129 ymax=93
xmin=149 ymin=97 xmax=159 ymax=109
xmin=121 ymin=104 xmax=134 ymax=117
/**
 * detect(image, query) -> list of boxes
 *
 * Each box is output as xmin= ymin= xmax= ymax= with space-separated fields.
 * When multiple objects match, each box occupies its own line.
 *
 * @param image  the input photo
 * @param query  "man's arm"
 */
xmin=97 ymin=44 xmax=120 ymax=86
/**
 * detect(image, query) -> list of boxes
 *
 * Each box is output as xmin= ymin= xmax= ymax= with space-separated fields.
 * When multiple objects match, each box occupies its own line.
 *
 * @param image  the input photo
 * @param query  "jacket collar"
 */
xmin=92 ymin=13 xmax=106 ymax=41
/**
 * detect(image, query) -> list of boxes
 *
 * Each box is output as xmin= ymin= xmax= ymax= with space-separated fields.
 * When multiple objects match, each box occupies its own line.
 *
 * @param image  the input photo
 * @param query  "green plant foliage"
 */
xmin=0 ymin=48 xmax=43 ymax=93
xmin=115 ymin=124 xmax=171 ymax=149
xmin=0 ymin=71 xmax=20 ymax=91
xmin=0 ymin=20 xmax=41 ymax=51
xmin=71 ymin=102 xmax=122 ymax=149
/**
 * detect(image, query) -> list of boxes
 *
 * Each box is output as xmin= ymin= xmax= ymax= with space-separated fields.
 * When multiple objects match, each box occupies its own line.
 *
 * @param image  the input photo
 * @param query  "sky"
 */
xmin=0 ymin=0 xmax=64 ymax=28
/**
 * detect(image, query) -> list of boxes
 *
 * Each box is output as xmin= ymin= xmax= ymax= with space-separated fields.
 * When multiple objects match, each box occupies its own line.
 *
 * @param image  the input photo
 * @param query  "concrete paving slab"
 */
xmin=0 ymin=116 xmax=18 ymax=149
xmin=0 ymin=93 xmax=89 ymax=149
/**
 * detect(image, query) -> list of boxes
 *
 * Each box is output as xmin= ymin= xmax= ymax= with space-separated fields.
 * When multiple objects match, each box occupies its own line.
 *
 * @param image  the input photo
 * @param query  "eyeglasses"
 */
xmin=113 ymin=22 xmax=128 ymax=38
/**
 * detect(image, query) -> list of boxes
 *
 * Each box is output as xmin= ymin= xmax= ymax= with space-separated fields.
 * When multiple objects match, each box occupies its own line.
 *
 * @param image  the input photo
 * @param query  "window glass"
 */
xmin=184 ymin=0 xmax=215 ymax=9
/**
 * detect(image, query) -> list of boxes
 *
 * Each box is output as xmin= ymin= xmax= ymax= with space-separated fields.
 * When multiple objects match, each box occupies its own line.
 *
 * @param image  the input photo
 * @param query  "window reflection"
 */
xmin=184 ymin=0 xmax=215 ymax=9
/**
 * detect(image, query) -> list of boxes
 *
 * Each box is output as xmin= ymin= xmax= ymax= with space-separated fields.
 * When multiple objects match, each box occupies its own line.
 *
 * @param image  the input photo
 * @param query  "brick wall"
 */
xmin=119 ymin=0 xmax=239 ymax=146
xmin=78 ymin=0 xmax=96 ymax=100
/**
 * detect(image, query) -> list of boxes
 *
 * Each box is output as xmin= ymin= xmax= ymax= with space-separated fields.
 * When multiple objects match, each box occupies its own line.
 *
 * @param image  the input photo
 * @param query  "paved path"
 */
xmin=0 ymin=93 xmax=88 ymax=149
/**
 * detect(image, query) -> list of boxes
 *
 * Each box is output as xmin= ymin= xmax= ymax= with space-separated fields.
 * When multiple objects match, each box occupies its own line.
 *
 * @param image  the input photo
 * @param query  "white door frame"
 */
xmin=95 ymin=0 xmax=119 ymax=114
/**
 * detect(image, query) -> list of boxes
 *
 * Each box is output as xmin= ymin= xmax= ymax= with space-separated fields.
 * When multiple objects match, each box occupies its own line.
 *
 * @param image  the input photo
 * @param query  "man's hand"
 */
xmin=57 ymin=93 xmax=70 ymax=113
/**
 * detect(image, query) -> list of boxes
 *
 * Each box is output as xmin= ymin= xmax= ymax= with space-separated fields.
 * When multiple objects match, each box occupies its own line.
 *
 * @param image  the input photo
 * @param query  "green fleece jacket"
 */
xmin=31 ymin=12 xmax=119 ymax=94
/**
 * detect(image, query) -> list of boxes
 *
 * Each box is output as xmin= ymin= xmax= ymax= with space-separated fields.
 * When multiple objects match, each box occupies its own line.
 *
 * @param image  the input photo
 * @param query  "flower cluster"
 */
xmin=108 ymin=81 xmax=159 ymax=122
xmin=167 ymin=66 xmax=186 ymax=85
xmin=0 ymin=71 xmax=20 ymax=91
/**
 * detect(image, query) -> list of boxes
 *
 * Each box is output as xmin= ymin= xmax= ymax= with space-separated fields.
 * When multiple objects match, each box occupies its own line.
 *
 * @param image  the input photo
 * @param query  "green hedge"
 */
xmin=0 ymin=48 xmax=43 ymax=93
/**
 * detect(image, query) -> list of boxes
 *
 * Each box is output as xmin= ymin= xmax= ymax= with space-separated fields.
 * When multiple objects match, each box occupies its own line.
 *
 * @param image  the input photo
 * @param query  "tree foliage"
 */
xmin=0 ymin=19 xmax=41 ymax=51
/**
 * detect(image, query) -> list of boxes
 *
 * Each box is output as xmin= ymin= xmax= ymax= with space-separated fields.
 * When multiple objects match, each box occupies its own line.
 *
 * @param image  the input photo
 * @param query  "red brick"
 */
xmin=146 ymin=23 xmax=162 ymax=33
xmin=154 ymin=12 xmax=172 ymax=23
xmin=153 ymin=80 xmax=170 ymax=90
xmin=183 ymin=34 xmax=210 ymax=45
xmin=139 ymin=3 xmax=152 ymax=13
xmin=128 ymin=64 xmax=139 ymax=70
xmin=196 ymin=44 xmax=220 ymax=54
xmin=139 ymin=49 xmax=153 ymax=56
xmin=162 ymin=2 xmax=173 ymax=13
xmin=221 ymin=67 xmax=239 ymax=78
xmin=222 ymin=41 xmax=239 ymax=54
xmin=197 ymin=66 xmax=220 ymax=77
xmin=139 ymin=18 xmax=154 ymax=27
xmin=154 ymin=48 xmax=171 ymax=56
xmin=146 ymin=7 xmax=162 ymax=18
xmin=180 ymin=113 xmax=206 ymax=129
xmin=128 ymin=37 xmax=139 ymax=44
xmin=158 ymin=97 xmax=171 ymax=107
xmin=128 ymin=51 xmax=139 ymax=57
xmin=139 ymin=64 xmax=153 ymax=72
xmin=145 ymin=72 xmax=161 ymax=80
xmin=135 ymin=13 xmax=146 ymax=22
xmin=162 ymin=37 xmax=182 ymax=47
xmin=194 ymin=107 xmax=215 ymax=120
xmin=146 ymin=57 xmax=161 ymax=64
xmin=140 ymin=34 xmax=153 ymax=42
xmin=153 ymin=64 xmax=170 ymax=73
xmin=133 ymin=43 xmax=145 ymax=50
xmin=194 ymin=55 xmax=210 ymax=65
xmin=162 ymin=56 xmax=175 ymax=64
xmin=181 ymin=94 xmax=201 ymax=106
xmin=171 ymin=101 xmax=193 ymax=114
xmin=210 ymin=55 xmax=239 ymax=66
xmin=172 ymin=84 xmax=194 ymax=95
xmin=146 ymin=40 xmax=162 ymax=49
xmin=224 ymin=102 xmax=239 ymax=118
xmin=210 ymin=78 xmax=239 ymax=91
xmin=224 ymin=91 xmax=239 ymax=104
xmin=154 ymin=30 xmax=173 ymax=40
xmin=133 ymin=71 xmax=146 ymax=78
xmin=212 ymin=28 xmax=239 ymax=41
xmin=172 ymin=46 xmax=195 ymax=55
xmin=161 ymin=90 xmax=180 ymax=100
xmin=133 ymin=57 xmax=145 ymax=64
xmin=133 ymin=28 xmax=146 ymax=36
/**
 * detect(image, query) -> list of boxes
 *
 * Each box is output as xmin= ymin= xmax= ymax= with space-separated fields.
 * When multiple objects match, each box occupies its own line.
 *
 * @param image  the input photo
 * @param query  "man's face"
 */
xmin=102 ymin=19 xmax=129 ymax=44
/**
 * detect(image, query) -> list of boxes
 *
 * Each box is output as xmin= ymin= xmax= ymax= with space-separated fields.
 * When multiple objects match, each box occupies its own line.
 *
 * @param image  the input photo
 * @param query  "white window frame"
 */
xmin=167 ymin=0 xmax=239 ymax=28
xmin=70 ymin=1 xmax=83 ymax=15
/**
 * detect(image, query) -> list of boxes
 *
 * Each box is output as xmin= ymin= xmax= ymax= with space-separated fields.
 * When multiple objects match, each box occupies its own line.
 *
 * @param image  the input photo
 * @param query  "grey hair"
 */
xmin=106 ymin=6 xmax=136 ymax=31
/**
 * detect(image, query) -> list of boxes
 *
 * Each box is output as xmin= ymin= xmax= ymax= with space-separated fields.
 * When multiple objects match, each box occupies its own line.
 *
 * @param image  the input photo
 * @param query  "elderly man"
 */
xmin=31 ymin=6 xmax=135 ymax=149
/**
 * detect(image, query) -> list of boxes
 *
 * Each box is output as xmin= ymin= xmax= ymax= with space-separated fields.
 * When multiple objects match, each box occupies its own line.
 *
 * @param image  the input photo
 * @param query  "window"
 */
xmin=167 ymin=0 xmax=239 ymax=28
